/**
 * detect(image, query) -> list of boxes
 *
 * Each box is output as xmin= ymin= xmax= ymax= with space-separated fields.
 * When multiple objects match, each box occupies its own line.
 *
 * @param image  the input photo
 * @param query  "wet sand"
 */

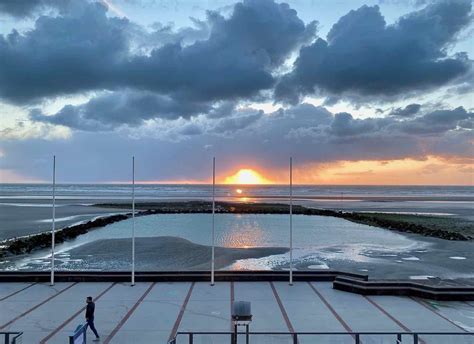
xmin=291 ymin=232 xmax=474 ymax=283
xmin=1 ymin=196 xmax=473 ymax=241
xmin=51 ymin=236 xmax=289 ymax=271
xmin=3 ymin=212 xmax=473 ymax=283
xmin=0 ymin=200 xmax=128 ymax=240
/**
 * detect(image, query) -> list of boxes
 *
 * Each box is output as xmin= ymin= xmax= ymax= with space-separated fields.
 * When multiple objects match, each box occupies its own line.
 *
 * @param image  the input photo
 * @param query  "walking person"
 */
xmin=85 ymin=296 xmax=100 ymax=342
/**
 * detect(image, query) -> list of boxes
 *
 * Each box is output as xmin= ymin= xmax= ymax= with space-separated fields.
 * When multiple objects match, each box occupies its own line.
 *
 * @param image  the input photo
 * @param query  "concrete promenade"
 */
xmin=0 ymin=281 xmax=473 ymax=343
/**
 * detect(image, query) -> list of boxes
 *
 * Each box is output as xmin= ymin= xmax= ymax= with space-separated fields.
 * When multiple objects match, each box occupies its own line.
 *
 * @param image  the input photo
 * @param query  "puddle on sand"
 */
xmin=307 ymin=264 xmax=330 ymax=270
xmin=410 ymin=275 xmax=435 ymax=280
xmin=402 ymin=256 xmax=420 ymax=261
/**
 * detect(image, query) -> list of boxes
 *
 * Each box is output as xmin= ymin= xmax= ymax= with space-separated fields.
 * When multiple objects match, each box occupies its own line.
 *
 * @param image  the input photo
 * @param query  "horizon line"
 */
xmin=1 ymin=182 xmax=473 ymax=187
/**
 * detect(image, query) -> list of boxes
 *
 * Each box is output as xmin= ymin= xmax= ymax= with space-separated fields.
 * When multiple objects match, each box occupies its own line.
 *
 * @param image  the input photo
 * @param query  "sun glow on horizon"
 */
xmin=223 ymin=169 xmax=272 ymax=185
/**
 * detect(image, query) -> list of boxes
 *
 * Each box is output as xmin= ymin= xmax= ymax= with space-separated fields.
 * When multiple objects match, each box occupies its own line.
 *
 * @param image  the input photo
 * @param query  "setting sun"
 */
xmin=223 ymin=169 xmax=272 ymax=184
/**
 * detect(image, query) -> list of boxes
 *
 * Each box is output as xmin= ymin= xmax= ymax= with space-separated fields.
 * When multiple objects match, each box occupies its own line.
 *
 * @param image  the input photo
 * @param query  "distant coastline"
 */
xmin=2 ymin=201 xmax=472 ymax=258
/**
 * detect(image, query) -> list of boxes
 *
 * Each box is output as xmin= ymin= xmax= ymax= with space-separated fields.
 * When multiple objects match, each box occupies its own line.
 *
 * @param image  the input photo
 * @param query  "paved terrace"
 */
xmin=1 ymin=281 xmax=473 ymax=343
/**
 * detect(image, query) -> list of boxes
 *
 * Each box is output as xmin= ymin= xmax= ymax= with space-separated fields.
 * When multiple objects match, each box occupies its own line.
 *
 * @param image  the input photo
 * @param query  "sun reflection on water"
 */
xmin=220 ymin=218 xmax=266 ymax=248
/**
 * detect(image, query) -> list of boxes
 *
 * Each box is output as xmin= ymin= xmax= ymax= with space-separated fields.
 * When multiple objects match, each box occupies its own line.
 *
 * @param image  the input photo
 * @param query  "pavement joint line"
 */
xmin=39 ymin=282 xmax=117 ymax=344
xmin=364 ymin=296 xmax=427 ymax=344
xmin=230 ymin=281 xmax=234 ymax=331
xmin=410 ymin=297 xmax=468 ymax=332
xmin=0 ymin=283 xmax=37 ymax=302
xmin=463 ymin=301 xmax=474 ymax=308
xmin=364 ymin=296 xmax=411 ymax=331
xmin=0 ymin=282 xmax=78 ymax=330
xmin=103 ymin=282 xmax=156 ymax=344
xmin=307 ymin=282 xmax=353 ymax=333
xmin=168 ymin=282 xmax=195 ymax=342
xmin=269 ymin=282 xmax=296 ymax=334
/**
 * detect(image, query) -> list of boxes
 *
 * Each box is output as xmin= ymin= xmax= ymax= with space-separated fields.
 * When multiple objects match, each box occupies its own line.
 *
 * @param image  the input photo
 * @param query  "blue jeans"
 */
xmin=87 ymin=317 xmax=99 ymax=338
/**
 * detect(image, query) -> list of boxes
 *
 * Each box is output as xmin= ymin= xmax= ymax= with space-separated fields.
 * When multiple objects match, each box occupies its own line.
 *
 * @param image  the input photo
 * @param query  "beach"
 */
xmin=1 ymin=193 xmax=473 ymax=241
xmin=0 ymin=199 xmax=129 ymax=240
xmin=1 ymin=184 xmax=473 ymax=283
xmin=48 ymin=236 xmax=289 ymax=271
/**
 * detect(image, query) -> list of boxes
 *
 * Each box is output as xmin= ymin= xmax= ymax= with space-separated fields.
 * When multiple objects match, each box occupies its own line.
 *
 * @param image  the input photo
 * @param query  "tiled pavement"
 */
xmin=1 ymin=282 xmax=473 ymax=343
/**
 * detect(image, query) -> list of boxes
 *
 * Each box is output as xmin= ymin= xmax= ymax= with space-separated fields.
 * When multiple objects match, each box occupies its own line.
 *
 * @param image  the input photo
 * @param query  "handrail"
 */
xmin=168 ymin=331 xmax=474 ymax=344
xmin=68 ymin=323 xmax=88 ymax=344
xmin=0 ymin=332 xmax=23 ymax=344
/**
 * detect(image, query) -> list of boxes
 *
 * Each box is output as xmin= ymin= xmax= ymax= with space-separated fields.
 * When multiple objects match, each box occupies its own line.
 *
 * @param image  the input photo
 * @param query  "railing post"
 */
xmin=189 ymin=333 xmax=193 ymax=344
xmin=413 ymin=333 xmax=418 ymax=344
xmin=355 ymin=333 xmax=360 ymax=344
xmin=397 ymin=333 xmax=402 ymax=343
xmin=293 ymin=333 xmax=298 ymax=344
xmin=5 ymin=333 xmax=10 ymax=344
xmin=233 ymin=324 xmax=238 ymax=344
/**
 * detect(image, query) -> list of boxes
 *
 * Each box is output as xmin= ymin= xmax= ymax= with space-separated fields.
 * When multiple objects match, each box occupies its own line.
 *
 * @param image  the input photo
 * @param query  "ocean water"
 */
xmin=1 ymin=184 xmax=473 ymax=277
xmin=1 ymin=183 xmax=473 ymax=200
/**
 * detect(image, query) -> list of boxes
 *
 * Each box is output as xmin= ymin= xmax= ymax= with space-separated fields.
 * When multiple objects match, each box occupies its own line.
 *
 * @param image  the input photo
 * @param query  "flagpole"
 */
xmin=211 ymin=157 xmax=215 ymax=286
xmin=289 ymin=157 xmax=293 ymax=285
xmin=131 ymin=156 xmax=136 ymax=286
xmin=50 ymin=155 xmax=56 ymax=286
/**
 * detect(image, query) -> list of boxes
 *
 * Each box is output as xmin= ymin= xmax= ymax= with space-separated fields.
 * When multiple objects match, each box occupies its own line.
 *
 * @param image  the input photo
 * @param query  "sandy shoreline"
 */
xmin=3 ymin=212 xmax=473 ymax=282
xmin=52 ymin=236 xmax=289 ymax=271
xmin=0 ymin=201 xmax=129 ymax=240
xmin=2 ymin=200 xmax=472 ymax=260
xmin=1 ymin=196 xmax=473 ymax=241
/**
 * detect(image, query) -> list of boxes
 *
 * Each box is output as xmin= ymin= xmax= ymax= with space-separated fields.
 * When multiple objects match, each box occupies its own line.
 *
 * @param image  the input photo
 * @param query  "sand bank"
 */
xmin=63 ymin=236 xmax=289 ymax=270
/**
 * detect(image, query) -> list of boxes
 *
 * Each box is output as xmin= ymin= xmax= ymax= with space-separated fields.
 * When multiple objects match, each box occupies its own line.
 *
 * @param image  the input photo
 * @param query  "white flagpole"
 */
xmin=211 ymin=157 xmax=216 ymax=286
xmin=289 ymin=157 xmax=293 ymax=285
xmin=50 ymin=155 xmax=56 ymax=286
xmin=131 ymin=156 xmax=136 ymax=286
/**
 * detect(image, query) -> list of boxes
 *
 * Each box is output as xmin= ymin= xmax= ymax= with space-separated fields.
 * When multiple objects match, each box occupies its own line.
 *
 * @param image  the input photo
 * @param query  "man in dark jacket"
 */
xmin=85 ymin=296 xmax=100 ymax=341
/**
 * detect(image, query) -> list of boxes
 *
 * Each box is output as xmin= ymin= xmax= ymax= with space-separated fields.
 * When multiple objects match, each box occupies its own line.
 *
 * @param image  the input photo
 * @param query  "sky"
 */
xmin=0 ymin=0 xmax=473 ymax=185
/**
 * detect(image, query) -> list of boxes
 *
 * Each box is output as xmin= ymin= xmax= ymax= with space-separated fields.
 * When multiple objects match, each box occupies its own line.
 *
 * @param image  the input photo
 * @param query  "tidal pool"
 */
xmin=8 ymin=213 xmax=430 ymax=272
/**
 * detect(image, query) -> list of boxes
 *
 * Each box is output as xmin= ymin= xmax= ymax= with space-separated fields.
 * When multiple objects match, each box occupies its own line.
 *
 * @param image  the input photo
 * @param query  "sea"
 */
xmin=1 ymin=183 xmax=473 ymax=200
xmin=1 ymin=184 xmax=473 ymax=278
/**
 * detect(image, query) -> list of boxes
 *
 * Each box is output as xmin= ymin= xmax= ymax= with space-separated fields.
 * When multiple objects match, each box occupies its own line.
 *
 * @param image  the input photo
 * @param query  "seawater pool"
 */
xmin=8 ymin=213 xmax=431 ymax=272
xmin=56 ymin=213 xmax=419 ymax=250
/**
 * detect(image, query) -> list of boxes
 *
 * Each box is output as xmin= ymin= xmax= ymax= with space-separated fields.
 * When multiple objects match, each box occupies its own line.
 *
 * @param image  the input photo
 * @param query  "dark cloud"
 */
xmin=282 ymin=105 xmax=472 ymax=164
xmin=178 ymin=123 xmax=203 ymax=136
xmin=290 ymin=106 xmax=473 ymax=140
xmin=0 ymin=0 xmax=71 ymax=17
xmin=212 ymin=110 xmax=263 ymax=134
xmin=389 ymin=104 xmax=422 ymax=117
xmin=30 ymin=91 xmax=212 ymax=131
xmin=123 ymin=0 xmax=316 ymax=102
xmin=327 ymin=113 xmax=379 ymax=137
xmin=275 ymin=0 xmax=472 ymax=103
xmin=1 ymin=1 xmax=472 ymax=183
xmin=3 ymin=103 xmax=472 ymax=181
xmin=207 ymin=101 xmax=237 ymax=119
xmin=396 ymin=106 xmax=473 ymax=134
xmin=135 ymin=18 xmax=210 ymax=52
xmin=0 ymin=0 xmax=316 ymax=105
xmin=0 ymin=2 xmax=130 ymax=104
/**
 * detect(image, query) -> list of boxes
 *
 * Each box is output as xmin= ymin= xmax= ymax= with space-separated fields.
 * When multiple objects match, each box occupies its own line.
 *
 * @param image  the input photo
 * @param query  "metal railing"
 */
xmin=0 ymin=332 xmax=23 ymax=344
xmin=68 ymin=323 xmax=88 ymax=344
xmin=168 ymin=331 xmax=474 ymax=344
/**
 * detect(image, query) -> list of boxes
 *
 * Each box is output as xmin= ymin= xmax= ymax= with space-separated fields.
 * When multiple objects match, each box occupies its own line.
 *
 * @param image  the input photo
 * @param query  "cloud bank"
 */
xmin=275 ymin=0 xmax=472 ymax=103
xmin=0 ymin=0 xmax=472 ymax=183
